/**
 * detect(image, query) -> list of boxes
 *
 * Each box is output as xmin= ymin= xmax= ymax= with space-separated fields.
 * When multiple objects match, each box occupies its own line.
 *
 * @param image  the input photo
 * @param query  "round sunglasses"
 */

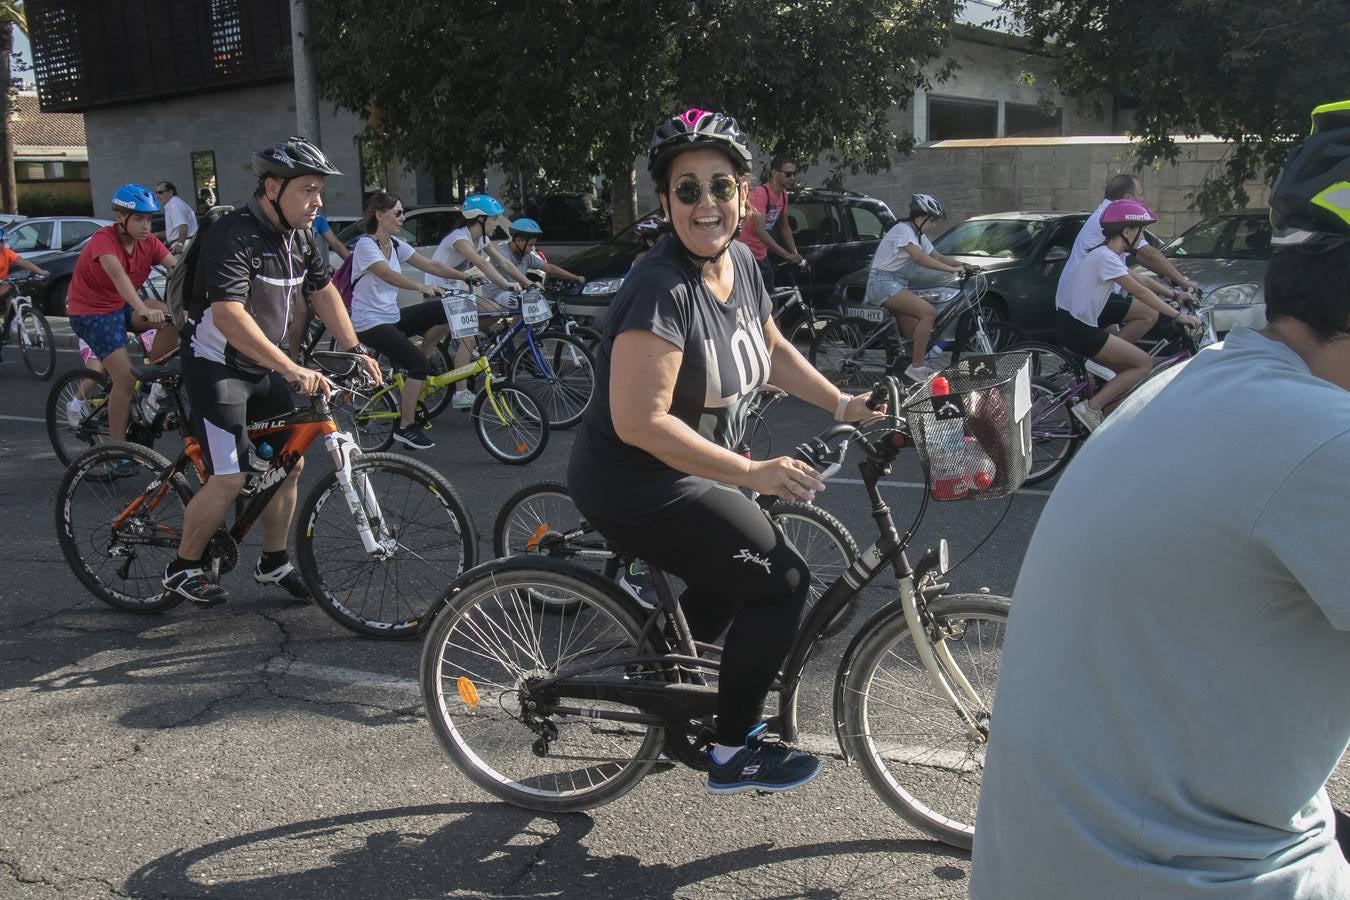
xmin=672 ymin=175 xmax=739 ymax=205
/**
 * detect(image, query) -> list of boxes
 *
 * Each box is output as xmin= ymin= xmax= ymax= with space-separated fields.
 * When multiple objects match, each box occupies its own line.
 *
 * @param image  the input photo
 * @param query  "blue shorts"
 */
xmin=69 ymin=307 xmax=135 ymax=360
xmin=863 ymin=269 xmax=911 ymax=306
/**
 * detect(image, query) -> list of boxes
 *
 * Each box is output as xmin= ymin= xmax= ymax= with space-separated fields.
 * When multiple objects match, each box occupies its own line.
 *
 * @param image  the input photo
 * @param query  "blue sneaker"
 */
xmin=706 ymin=724 xmax=821 ymax=795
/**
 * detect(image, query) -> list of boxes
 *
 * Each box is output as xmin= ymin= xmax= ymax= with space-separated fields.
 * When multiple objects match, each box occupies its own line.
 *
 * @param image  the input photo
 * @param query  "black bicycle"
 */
xmin=420 ymin=354 xmax=1032 ymax=848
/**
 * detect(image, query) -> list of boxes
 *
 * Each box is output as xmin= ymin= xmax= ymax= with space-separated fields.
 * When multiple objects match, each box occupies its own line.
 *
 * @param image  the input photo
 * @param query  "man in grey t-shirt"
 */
xmin=972 ymin=108 xmax=1350 ymax=898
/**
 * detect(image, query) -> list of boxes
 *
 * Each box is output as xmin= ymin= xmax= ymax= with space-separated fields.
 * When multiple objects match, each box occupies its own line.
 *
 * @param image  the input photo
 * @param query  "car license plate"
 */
xmin=845 ymin=306 xmax=886 ymax=323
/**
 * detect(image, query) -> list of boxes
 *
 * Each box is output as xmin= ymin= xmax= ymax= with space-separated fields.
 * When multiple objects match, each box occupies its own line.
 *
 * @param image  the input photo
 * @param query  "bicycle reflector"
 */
xmin=526 ymin=523 xmax=550 ymax=551
xmin=456 ymin=675 xmax=480 ymax=708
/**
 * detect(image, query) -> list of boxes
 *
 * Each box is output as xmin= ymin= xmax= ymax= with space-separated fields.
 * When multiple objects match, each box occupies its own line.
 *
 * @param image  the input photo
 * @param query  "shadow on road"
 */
xmin=123 ymin=802 xmax=969 ymax=898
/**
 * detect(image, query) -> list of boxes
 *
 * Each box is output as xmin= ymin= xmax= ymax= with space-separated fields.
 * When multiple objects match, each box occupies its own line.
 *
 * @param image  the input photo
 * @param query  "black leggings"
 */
xmin=356 ymin=300 xmax=448 ymax=379
xmin=587 ymin=485 xmax=810 ymax=745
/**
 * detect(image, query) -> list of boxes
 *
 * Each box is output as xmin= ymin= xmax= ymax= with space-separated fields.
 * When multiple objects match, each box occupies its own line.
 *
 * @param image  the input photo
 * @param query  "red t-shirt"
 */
xmin=66 ymin=225 xmax=169 ymax=316
xmin=735 ymin=183 xmax=788 ymax=261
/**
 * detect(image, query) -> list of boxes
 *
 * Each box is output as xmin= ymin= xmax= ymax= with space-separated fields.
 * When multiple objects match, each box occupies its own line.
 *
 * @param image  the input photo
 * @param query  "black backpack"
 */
xmin=165 ymin=205 xmax=232 ymax=328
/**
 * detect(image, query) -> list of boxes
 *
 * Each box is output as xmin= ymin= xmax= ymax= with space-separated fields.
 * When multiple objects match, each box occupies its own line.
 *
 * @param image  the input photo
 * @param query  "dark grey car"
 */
xmin=832 ymin=212 xmax=1092 ymax=338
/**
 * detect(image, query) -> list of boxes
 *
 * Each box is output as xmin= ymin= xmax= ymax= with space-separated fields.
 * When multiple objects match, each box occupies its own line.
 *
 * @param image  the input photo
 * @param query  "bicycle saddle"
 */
xmin=129 ymin=362 xmax=181 ymax=386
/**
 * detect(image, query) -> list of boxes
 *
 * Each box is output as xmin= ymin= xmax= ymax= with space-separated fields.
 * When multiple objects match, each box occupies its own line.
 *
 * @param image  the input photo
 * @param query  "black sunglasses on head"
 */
xmin=673 ymin=175 xmax=739 ymax=205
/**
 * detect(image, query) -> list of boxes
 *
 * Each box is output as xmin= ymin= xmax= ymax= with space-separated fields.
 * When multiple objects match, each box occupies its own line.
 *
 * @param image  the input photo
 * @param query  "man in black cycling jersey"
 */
xmin=162 ymin=137 xmax=381 ymax=607
xmin=567 ymin=108 xmax=876 ymax=795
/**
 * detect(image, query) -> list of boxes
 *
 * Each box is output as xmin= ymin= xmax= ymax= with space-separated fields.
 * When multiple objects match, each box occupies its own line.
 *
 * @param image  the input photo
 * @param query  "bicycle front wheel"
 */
xmin=471 ymin=380 xmax=549 ymax=464
xmin=19 ymin=306 xmax=56 ymax=379
xmin=47 ymin=368 xmax=115 ymax=465
xmin=1025 ymin=376 xmax=1083 ymax=485
xmin=817 ymin=318 xmax=886 ymax=390
xmin=55 ymin=442 xmax=191 ymax=613
xmin=838 ymin=593 xmax=1010 ymax=849
xmin=420 ymin=562 xmax=664 ymax=812
xmin=509 ymin=333 xmax=595 ymax=429
xmin=769 ymin=501 xmax=859 ymax=639
xmin=296 ymin=453 xmax=477 ymax=638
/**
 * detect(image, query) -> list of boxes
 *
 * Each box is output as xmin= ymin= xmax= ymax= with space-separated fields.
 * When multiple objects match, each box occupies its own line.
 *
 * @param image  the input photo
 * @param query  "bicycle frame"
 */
xmin=519 ymin=392 xmax=993 ymax=766
xmin=122 ymin=385 xmax=392 ymax=564
xmin=836 ymin=274 xmax=994 ymax=366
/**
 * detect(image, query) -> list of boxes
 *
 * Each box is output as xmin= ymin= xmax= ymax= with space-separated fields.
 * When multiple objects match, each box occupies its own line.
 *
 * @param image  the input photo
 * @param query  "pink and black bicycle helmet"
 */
xmin=1100 ymin=199 xmax=1157 ymax=235
xmin=647 ymin=108 xmax=752 ymax=182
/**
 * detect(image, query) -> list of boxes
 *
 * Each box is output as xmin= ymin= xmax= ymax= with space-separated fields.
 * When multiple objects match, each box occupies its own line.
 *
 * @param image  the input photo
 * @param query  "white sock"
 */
xmin=710 ymin=743 xmax=743 ymax=765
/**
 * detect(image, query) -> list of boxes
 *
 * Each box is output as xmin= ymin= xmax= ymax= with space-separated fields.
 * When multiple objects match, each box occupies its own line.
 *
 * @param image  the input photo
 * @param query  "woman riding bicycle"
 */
xmin=347 ymin=190 xmax=477 ymax=451
xmin=864 ymin=193 xmax=966 ymax=382
xmin=428 ymin=193 xmax=527 ymax=410
xmin=566 ymin=107 xmax=876 ymax=794
xmin=65 ymin=184 xmax=178 ymax=461
xmin=1054 ymin=199 xmax=1200 ymax=432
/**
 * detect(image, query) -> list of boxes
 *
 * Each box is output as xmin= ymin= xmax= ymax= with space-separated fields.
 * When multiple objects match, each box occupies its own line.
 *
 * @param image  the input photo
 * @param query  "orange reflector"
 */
xmin=516 ymin=442 xmax=528 ymax=453
xmin=456 ymin=675 xmax=480 ymax=708
xmin=525 ymin=522 xmax=550 ymax=551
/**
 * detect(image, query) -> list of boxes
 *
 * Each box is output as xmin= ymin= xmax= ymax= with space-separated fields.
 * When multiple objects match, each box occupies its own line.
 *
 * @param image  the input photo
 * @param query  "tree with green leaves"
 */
xmin=309 ymin=0 xmax=960 ymax=229
xmin=0 ymin=1 xmax=27 ymax=214
xmin=1000 ymin=0 xmax=1350 ymax=213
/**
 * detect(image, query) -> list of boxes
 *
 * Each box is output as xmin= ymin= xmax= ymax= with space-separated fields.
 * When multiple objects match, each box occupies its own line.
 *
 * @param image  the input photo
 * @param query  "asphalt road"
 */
xmin=6 ymin=347 xmax=1340 ymax=899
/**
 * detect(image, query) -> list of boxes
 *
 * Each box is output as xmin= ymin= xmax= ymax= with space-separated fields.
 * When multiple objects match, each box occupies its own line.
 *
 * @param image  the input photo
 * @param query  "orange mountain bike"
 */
xmin=55 ymin=352 xmax=477 ymax=638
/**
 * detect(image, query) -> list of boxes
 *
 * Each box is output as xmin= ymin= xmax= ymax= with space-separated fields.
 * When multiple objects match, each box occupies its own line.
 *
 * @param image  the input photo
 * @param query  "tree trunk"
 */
xmin=606 ymin=152 xmax=637 ymax=235
xmin=0 ymin=23 xmax=15 ymax=215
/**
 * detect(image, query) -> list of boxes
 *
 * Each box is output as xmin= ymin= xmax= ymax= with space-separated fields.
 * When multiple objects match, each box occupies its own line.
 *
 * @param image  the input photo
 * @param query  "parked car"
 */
xmin=1132 ymin=207 xmax=1272 ymax=334
xmin=548 ymin=188 xmax=897 ymax=324
xmin=7 ymin=216 xmax=112 ymax=260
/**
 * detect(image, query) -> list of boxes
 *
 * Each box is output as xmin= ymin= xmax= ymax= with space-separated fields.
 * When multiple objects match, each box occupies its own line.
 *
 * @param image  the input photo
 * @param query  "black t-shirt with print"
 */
xmin=568 ymin=236 xmax=772 ymax=524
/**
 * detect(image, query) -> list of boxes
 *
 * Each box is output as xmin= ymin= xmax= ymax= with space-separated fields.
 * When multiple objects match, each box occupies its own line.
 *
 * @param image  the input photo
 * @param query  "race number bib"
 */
xmin=441 ymin=291 xmax=479 ymax=339
xmin=520 ymin=290 xmax=551 ymax=325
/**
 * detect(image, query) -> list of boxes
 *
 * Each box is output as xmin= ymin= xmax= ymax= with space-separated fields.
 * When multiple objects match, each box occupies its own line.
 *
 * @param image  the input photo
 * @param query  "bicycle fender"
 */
xmin=416 ymin=554 xmax=646 ymax=634
xmin=830 ymin=603 xmax=908 ymax=763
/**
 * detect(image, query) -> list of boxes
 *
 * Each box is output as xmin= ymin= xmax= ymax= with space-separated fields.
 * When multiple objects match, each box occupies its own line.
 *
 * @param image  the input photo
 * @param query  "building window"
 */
xmin=20 ymin=162 xmax=44 ymax=181
xmin=191 ymin=151 xmax=218 ymax=212
xmin=928 ymin=96 xmax=998 ymax=141
xmin=1005 ymin=102 xmax=1063 ymax=138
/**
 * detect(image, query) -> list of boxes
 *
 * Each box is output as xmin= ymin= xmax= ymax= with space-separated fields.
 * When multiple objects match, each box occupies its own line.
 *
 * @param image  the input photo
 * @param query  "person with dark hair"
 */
xmin=734 ymin=153 xmax=802 ymax=289
xmin=1058 ymin=172 xmax=1201 ymax=347
xmin=164 ymin=137 xmax=381 ymax=608
xmin=864 ymin=192 xmax=966 ymax=381
xmin=567 ymin=108 xmax=877 ymax=795
xmin=155 ymin=181 xmax=198 ymax=252
xmin=971 ymin=101 xmax=1350 ymax=897
xmin=347 ymin=191 xmax=475 ymax=450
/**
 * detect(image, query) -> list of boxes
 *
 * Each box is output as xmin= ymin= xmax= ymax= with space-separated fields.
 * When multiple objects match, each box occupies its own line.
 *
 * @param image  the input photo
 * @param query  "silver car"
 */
xmin=1134 ymin=208 xmax=1271 ymax=334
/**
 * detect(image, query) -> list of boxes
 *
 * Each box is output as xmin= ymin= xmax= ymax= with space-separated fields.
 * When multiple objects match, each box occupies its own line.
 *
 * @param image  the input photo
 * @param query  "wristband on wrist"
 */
xmin=834 ymin=393 xmax=855 ymax=421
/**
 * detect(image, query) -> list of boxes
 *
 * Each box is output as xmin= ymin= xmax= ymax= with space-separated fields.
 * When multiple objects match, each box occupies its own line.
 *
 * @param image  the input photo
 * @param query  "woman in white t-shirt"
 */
xmin=429 ymin=193 xmax=528 ymax=409
xmin=1053 ymin=200 xmax=1199 ymax=432
xmin=349 ymin=191 xmax=475 ymax=450
xmin=864 ymin=193 xmax=966 ymax=381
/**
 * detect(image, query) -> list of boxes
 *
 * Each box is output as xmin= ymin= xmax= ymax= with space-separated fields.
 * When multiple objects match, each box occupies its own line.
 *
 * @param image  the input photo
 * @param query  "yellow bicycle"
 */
xmin=334 ymin=350 xmax=550 ymax=464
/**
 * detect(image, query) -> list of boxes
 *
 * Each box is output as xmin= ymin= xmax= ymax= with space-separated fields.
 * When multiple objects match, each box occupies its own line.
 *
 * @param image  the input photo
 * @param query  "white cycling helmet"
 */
xmin=910 ymin=193 xmax=945 ymax=219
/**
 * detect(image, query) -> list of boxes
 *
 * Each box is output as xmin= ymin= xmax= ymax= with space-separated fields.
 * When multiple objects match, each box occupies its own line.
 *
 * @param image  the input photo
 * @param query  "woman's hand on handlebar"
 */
xmin=418 ymin=284 xmax=445 ymax=298
xmin=838 ymin=394 xmax=885 ymax=423
xmin=747 ymin=456 xmax=826 ymax=504
xmin=133 ymin=306 xmax=166 ymax=326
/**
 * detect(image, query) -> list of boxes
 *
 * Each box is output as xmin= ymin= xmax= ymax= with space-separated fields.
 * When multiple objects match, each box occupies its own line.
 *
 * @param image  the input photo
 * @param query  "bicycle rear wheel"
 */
xmin=296 ymin=452 xmax=477 ymax=638
xmin=784 ymin=310 xmax=839 ymax=368
xmin=817 ymin=318 xmax=888 ymax=390
xmin=47 ymin=368 xmax=114 ymax=465
xmin=471 ymin=381 xmax=549 ymax=464
xmin=838 ymin=593 xmax=1009 ymax=849
xmin=509 ymin=333 xmax=595 ymax=429
xmin=769 ymin=501 xmax=859 ymax=639
xmin=1025 ymin=376 xmax=1083 ymax=485
xmin=19 ymin=306 xmax=55 ymax=379
xmin=420 ymin=562 xmax=664 ymax=812
xmin=55 ymin=442 xmax=190 ymax=613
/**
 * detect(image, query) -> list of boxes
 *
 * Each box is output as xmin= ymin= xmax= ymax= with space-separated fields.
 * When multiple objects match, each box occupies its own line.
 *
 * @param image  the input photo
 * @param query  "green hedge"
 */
xmin=18 ymin=193 xmax=95 ymax=217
